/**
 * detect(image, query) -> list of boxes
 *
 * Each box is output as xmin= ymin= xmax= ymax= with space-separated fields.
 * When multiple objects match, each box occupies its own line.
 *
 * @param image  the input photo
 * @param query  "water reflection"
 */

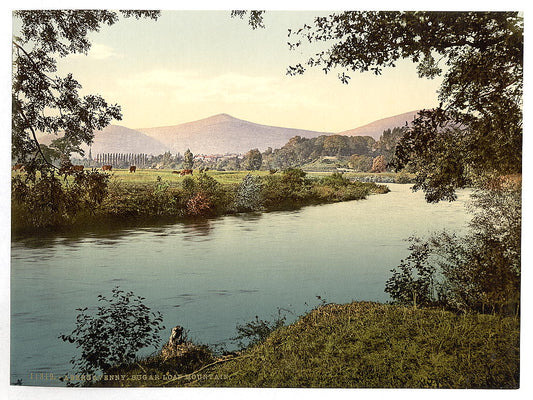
xmin=181 ymin=219 xmax=214 ymax=240
xmin=11 ymin=212 xmax=270 ymax=250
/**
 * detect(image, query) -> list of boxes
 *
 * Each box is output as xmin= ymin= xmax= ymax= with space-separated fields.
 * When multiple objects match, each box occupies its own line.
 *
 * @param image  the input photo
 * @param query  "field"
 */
xmin=105 ymin=169 xmax=271 ymax=186
xmin=79 ymin=168 xmax=409 ymax=187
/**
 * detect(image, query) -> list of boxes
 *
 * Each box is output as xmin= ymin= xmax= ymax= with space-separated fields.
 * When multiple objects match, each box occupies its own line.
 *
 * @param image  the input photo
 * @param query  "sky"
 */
xmin=27 ymin=9 xmax=446 ymax=133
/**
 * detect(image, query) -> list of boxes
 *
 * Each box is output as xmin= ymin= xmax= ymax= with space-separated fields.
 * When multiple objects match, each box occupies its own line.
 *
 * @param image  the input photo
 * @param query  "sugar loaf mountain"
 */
xmin=38 ymin=111 xmax=418 ymax=156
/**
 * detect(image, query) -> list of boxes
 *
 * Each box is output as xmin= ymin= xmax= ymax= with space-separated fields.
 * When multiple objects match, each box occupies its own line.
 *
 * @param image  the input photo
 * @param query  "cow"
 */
xmin=12 ymin=164 xmax=25 ymax=172
xmin=129 ymin=166 xmax=136 ymax=173
xmin=180 ymin=169 xmax=193 ymax=176
xmin=102 ymin=165 xmax=113 ymax=171
xmin=70 ymin=165 xmax=84 ymax=173
xmin=172 ymin=170 xmax=180 ymax=174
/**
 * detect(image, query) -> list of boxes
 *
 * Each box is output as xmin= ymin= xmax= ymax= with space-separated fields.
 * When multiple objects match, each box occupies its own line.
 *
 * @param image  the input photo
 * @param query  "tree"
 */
xmin=374 ymin=127 xmax=406 ymax=165
xmin=371 ymin=155 xmax=386 ymax=173
xmin=12 ymin=10 xmax=160 ymax=171
xmin=348 ymin=154 xmax=373 ymax=172
xmin=239 ymin=11 xmax=522 ymax=202
xmin=183 ymin=149 xmax=194 ymax=169
xmin=243 ymin=148 xmax=263 ymax=170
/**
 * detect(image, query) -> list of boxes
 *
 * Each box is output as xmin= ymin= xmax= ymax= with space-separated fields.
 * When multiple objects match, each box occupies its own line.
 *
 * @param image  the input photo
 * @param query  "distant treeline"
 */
xmin=260 ymin=127 xmax=405 ymax=172
xmin=74 ymin=151 xmax=184 ymax=169
xmin=71 ymin=127 xmax=406 ymax=172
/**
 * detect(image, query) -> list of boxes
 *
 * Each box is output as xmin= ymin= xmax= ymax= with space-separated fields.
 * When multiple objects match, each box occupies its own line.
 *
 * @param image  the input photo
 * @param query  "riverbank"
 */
xmin=93 ymin=301 xmax=519 ymax=389
xmin=11 ymin=169 xmax=389 ymax=233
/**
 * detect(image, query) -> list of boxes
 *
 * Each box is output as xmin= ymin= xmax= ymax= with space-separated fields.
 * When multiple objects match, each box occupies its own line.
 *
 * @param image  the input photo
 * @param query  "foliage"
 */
xmin=386 ymin=180 xmax=521 ymax=313
xmin=370 ymin=155 xmax=386 ymax=173
xmin=261 ymin=168 xmax=310 ymax=208
xmin=260 ymin=11 xmax=522 ymax=201
xmin=192 ymin=302 xmax=519 ymax=388
xmin=263 ymin=134 xmax=377 ymax=170
xmin=183 ymin=149 xmax=194 ymax=169
xmin=243 ymin=148 xmax=263 ymax=170
xmin=12 ymin=10 xmax=160 ymax=168
xmin=385 ymin=237 xmax=436 ymax=308
xmin=374 ymin=127 xmax=407 ymax=165
xmin=348 ymin=154 xmax=373 ymax=172
xmin=232 ymin=309 xmax=288 ymax=350
xmin=234 ymin=173 xmax=263 ymax=212
xmin=13 ymin=170 xmax=390 ymax=229
xmin=231 ymin=10 xmax=266 ymax=30
xmin=12 ymin=168 xmax=109 ymax=230
xmin=59 ymin=287 xmax=165 ymax=376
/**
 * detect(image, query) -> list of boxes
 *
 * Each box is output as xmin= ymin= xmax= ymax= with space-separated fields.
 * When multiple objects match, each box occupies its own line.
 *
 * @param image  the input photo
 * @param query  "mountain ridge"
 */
xmin=136 ymin=113 xmax=333 ymax=154
xmin=37 ymin=111 xmax=421 ymax=156
xmin=337 ymin=110 xmax=419 ymax=140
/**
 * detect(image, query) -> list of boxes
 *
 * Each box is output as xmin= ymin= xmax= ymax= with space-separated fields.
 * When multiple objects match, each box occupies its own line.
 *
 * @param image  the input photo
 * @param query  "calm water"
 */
xmin=10 ymin=184 xmax=472 ymax=386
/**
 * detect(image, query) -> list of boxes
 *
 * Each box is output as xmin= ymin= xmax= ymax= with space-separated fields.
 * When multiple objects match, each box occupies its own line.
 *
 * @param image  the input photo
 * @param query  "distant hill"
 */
xmin=38 ymin=125 xmax=170 ymax=156
xmin=337 ymin=110 xmax=419 ymax=140
xmin=137 ymin=114 xmax=332 ymax=154
xmin=36 ymin=111 xmax=421 ymax=157
xmin=80 ymin=125 xmax=170 ymax=155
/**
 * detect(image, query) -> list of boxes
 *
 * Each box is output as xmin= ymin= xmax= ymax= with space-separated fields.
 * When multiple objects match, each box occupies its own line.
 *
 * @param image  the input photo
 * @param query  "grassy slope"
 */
xmin=99 ymin=302 xmax=519 ymax=389
xmin=195 ymin=302 xmax=519 ymax=388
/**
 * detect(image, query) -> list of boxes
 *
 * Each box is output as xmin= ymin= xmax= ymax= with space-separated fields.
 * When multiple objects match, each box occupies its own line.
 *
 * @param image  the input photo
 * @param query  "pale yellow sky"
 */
xmin=50 ymin=10 xmax=443 ymax=132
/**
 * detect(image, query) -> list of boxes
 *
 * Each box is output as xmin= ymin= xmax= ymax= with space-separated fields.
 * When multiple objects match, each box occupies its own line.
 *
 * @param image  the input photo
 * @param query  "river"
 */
xmin=10 ymin=183 xmax=472 ymax=386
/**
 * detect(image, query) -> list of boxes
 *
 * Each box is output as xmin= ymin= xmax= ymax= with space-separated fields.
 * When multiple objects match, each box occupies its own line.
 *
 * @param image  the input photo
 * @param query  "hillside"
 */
xmin=137 ymin=113 xmax=332 ymax=154
xmin=38 ymin=125 xmax=170 ymax=156
xmin=338 ymin=110 xmax=419 ymax=140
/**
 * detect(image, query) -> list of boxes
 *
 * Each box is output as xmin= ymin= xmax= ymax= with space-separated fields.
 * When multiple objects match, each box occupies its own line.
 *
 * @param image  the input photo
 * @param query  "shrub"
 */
xmin=232 ymin=309 xmax=288 ymax=350
xmin=385 ymin=237 xmax=436 ymax=307
xmin=59 ymin=287 xmax=165 ymax=376
xmin=11 ymin=168 xmax=110 ymax=230
xmin=234 ymin=173 xmax=263 ymax=212
xmin=386 ymin=183 xmax=521 ymax=314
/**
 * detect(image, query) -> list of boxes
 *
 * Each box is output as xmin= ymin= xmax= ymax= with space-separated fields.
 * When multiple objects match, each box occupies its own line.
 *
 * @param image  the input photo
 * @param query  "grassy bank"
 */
xmin=12 ymin=169 xmax=389 ymax=232
xmin=94 ymin=302 xmax=519 ymax=389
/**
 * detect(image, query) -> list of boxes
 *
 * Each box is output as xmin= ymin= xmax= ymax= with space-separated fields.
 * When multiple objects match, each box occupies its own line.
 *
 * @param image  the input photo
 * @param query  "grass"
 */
xmin=91 ymin=302 xmax=519 ymax=389
xmin=100 ymin=169 xmax=271 ymax=186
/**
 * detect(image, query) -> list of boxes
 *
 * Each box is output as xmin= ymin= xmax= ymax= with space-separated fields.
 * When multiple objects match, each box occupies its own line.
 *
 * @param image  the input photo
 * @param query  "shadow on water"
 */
xmin=11 ymin=212 xmax=268 ymax=249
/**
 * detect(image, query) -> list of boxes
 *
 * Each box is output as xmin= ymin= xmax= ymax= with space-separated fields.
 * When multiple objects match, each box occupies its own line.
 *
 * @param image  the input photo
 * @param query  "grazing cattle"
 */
xmin=102 ymin=165 xmax=112 ymax=171
xmin=172 ymin=170 xmax=180 ymax=174
xmin=59 ymin=164 xmax=84 ymax=176
xmin=12 ymin=164 xmax=25 ymax=171
xmin=180 ymin=169 xmax=193 ymax=176
xmin=70 ymin=165 xmax=84 ymax=172
xmin=129 ymin=166 xmax=136 ymax=173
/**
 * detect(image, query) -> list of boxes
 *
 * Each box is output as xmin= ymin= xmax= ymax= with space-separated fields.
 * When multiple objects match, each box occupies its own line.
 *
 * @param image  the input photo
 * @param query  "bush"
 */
xmin=59 ymin=287 xmax=165 ymax=376
xmin=232 ymin=309 xmax=288 ymax=350
xmin=385 ymin=237 xmax=436 ymax=307
xmin=12 ymin=168 xmax=109 ymax=230
xmin=386 ymin=182 xmax=521 ymax=314
xmin=234 ymin=173 xmax=263 ymax=212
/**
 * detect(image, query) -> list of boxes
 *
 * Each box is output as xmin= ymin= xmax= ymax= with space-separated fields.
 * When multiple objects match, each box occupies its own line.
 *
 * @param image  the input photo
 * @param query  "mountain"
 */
xmin=337 ymin=110 xmax=419 ymax=140
xmin=81 ymin=125 xmax=170 ymax=155
xmin=137 ymin=114 xmax=332 ymax=155
xmin=35 ymin=111 xmax=421 ymax=156
xmin=38 ymin=125 xmax=170 ymax=155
